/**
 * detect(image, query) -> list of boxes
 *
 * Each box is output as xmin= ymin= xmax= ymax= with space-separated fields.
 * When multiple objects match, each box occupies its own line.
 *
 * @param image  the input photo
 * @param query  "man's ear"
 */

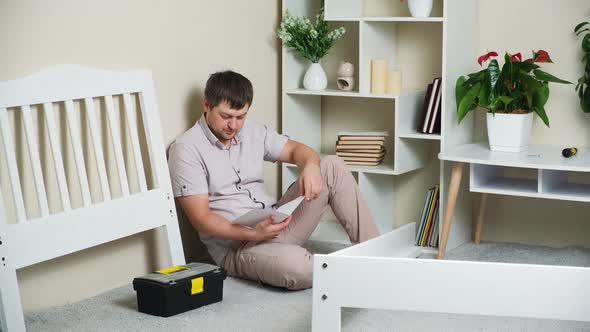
xmin=203 ymin=99 xmax=210 ymax=114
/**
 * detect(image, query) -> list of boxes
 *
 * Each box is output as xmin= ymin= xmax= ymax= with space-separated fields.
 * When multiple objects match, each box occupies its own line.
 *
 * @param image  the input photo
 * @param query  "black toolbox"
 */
xmin=133 ymin=262 xmax=226 ymax=317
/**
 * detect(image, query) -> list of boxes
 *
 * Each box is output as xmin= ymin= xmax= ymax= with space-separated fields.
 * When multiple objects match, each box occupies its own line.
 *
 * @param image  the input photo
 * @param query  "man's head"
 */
xmin=203 ymin=71 xmax=253 ymax=146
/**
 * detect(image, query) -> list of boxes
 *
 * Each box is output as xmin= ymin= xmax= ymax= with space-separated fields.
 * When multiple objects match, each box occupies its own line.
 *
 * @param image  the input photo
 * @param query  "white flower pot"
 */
xmin=408 ymin=0 xmax=433 ymax=17
xmin=486 ymin=112 xmax=534 ymax=152
xmin=303 ymin=62 xmax=327 ymax=90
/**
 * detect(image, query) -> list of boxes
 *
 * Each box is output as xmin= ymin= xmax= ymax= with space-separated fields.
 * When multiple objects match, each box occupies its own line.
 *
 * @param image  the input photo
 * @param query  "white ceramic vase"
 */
xmin=303 ymin=62 xmax=327 ymax=90
xmin=486 ymin=112 xmax=533 ymax=152
xmin=408 ymin=0 xmax=433 ymax=18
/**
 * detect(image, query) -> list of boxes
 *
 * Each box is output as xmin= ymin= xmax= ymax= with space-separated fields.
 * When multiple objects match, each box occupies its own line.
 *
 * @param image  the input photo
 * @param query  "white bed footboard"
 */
xmin=312 ymin=223 xmax=590 ymax=332
xmin=0 ymin=65 xmax=186 ymax=332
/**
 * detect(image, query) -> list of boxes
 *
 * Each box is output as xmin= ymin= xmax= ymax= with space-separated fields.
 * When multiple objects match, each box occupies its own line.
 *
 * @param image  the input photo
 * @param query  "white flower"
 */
xmin=310 ymin=29 xmax=318 ymax=39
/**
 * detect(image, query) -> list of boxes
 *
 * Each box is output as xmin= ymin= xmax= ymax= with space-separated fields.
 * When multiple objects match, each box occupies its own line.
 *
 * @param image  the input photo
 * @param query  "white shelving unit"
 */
xmin=281 ymin=0 xmax=442 ymax=240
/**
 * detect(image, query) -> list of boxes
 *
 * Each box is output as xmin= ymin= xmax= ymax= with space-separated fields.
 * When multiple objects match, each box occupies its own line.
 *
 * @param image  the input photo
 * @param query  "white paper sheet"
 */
xmin=233 ymin=196 xmax=305 ymax=228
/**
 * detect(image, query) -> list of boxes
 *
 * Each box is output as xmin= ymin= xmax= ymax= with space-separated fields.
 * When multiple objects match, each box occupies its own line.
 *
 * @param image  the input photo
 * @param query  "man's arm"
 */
xmin=178 ymin=194 xmax=291 ymax=241
xmin=278 ymin=139 xmax=323 ymax=201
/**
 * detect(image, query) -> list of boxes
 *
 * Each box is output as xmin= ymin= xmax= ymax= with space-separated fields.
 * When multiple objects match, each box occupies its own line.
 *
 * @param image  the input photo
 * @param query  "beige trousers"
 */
xmin=223 ymin=156 xmax=380 ymax=290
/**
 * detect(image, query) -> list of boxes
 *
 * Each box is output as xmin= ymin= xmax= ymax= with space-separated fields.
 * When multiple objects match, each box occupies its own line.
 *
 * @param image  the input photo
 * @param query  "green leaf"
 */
xmin=464 ymin=70 xmax=486 ymax=86
xmin=457 ymin=82 xmax=481 ymax=123
xmin=533 ymin=107 xmax=550 ymax=127
xmin=583 ymin=86 xmax=590 ymax=113
xmin=455 ymin=76 xmax=468 ymax=105
xmin=533 ymin=69 xmax=572 ymax=84
xmin=575 ymin=22 xmax=589 ymax=33
xmin=487 ymin=59 xmax=500 ymax=97
xmin=533 ymin=81 xmax=550 ymax=110
xmin=514 ymin=61 xmax=540 ymax=73
xmin=497 ymin=96 xmax=514 ymax=108
xmin=576 ymin=28 xmax=590 ymax=36
xmin=583 ymin=34 xmax=590 ymax=52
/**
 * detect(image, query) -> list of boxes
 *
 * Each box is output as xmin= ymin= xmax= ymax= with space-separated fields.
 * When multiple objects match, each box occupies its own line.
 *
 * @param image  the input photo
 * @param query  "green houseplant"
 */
xmin=455 ymin=50 xmax=571 ymax=152
xmin=277 ymin=9 xmax=345 ymax=90
xmin=575 ymin=21 xmax=590 ymax=113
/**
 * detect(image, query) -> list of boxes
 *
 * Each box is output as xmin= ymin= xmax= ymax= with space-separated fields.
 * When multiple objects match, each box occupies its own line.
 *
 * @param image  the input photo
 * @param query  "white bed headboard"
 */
xmin=0 ymin=65 xmax=185 ymax=332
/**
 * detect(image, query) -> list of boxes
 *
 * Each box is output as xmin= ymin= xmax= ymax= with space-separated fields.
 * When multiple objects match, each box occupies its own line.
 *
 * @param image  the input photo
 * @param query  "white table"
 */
xmin=437 ymin=143 xmax=590 ymax=258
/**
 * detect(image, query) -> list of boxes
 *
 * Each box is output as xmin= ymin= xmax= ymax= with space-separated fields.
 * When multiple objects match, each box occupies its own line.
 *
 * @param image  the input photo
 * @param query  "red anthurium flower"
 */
xmin=534 ymin=50 xmax=553 ymax=63
xmin=477 ymin=51 xmax=498 ymax=66
xmin=510 ymin=53 xmax=522 ymax=62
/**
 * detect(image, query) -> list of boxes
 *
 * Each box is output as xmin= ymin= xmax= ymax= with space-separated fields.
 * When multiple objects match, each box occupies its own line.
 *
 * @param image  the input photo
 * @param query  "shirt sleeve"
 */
xmin=168 ymin=143 xmax=209 ymax=197
xmin=262 ymin=124 xmax=289 ymax=162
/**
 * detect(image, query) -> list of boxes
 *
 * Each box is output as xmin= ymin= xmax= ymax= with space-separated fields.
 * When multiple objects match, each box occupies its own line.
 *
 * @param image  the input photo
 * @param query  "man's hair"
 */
xmin=204 ymin=71 xmax=253 ymax=109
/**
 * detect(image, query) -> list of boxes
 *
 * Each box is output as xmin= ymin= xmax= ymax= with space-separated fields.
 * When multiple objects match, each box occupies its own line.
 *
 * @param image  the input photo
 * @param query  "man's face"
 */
xmin=203 ymin=100 xmax=248 ymax=146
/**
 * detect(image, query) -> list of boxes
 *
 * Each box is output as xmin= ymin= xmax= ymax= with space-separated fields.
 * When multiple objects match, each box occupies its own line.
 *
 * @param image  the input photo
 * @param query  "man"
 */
xmin=168 ymin=71 xmax=379 ymax=290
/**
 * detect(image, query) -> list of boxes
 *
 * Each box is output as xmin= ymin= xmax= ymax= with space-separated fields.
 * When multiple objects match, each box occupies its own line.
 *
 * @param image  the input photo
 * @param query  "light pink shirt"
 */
xmin=168 ymin=116 xmax=288 ymax=264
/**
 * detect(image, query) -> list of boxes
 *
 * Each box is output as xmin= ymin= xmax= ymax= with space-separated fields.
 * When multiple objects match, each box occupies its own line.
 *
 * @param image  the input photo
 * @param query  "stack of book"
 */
xmin=415 ymin=185 xmax=440 ymax=247
xmin=335 ymin=131 xmax=387 ymax=166
xmin=417 ymin=77 xmax=442 ymax=134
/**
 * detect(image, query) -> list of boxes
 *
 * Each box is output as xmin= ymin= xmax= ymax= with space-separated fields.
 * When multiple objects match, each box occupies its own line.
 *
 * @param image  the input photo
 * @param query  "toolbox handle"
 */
xmin=155 ymin=265 xmax=188 ymax=274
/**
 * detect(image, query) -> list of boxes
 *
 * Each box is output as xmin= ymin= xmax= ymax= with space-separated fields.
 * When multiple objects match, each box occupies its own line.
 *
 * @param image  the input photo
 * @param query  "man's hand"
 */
xmin=253 ymin=216 xmax=292 ymax=241
xmin=298 ymin=163 xmax=323 ymax=201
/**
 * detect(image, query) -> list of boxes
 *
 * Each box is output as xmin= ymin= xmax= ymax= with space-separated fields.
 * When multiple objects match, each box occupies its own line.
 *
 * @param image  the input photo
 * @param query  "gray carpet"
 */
xmin=25 ymin=242 xmax=590 ymax=332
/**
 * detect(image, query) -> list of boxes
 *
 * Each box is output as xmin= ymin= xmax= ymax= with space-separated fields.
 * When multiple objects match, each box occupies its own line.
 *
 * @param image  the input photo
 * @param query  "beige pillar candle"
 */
xmin=371 ymin=59 xmax=387 ymax=94
xmin=386 ymin=70 xmax=402 ymax=95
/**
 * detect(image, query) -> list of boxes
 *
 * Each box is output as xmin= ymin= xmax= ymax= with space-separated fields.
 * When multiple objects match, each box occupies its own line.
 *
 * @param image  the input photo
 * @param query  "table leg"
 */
xmin=474 ymin=193 xmax=488 ymax=244
xmin=437 ymin=161 xmax=464 ymax=259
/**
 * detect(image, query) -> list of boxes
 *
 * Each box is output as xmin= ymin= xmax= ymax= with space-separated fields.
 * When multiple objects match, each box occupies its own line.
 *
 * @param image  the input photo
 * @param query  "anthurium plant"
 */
xmin=575 ymin=22 xmax=590 ymax=113
xmin=456 ymin=50 xmax=572 ymax=127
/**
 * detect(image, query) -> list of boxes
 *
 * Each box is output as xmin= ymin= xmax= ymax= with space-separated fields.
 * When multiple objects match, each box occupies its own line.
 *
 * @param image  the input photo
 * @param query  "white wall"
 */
xmin=1 ymin=0 xmax=589 ymax=312
xmin=0 ymin=0 xmax=280 ymax=311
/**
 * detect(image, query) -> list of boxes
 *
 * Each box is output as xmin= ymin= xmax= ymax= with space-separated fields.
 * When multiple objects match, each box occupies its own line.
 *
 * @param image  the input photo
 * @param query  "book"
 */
xmin=336 ymin=151 xmax=386 ymax=158
xmin=336 ymin=148 xmax=386 ymax=153
xmin=336 ymin=144 xmax=383 ymax=150
xmin=428 ymin=78 xmax=443 ymax=134
xmin=342 ymin=160 xmax=383 ymax=166
xmin=421 ymin=78 xmax=441 ymax=133
xmin=233 ymin=196 xmax=304 ymax=227
xmin=337 ymin=131 xmax=388 ymax=137
xmin=417 ymin=83 xmax=434 ymax=132
xmin=415 ymin=188 xmax=434 ymax=244
xmin=421 ymin=186 xmax=439 ymax=245
xmin=338 ymin=136 xmax=386 ymax=141
xmin=340 ymin=156 xmax=384 ymax=162
xmin=337 ymin=140 xmax=385 ymax=145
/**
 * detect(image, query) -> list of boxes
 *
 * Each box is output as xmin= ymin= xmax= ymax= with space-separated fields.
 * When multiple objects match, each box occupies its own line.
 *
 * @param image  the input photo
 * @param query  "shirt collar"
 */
xmin=198 ymin=115 xmax=243 ymax=149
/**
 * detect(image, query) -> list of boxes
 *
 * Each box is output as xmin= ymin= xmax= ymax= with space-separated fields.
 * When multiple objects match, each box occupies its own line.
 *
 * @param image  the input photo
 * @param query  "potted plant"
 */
xmin=277 ymin=9 xmax=345 ymax=90
xmin=455 ymin=50 xmax=572 ymax=152
xmin=575 ymin=21 xmax=590 ymax=113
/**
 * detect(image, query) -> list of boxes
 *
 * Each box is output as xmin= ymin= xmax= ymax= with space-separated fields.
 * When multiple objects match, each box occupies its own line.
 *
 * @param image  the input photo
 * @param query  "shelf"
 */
xmin=325 ymin=16 xmax=444 ymax=22
xmin=440 ymin=143 xmax=590 ymax=172
xmin=398 ymin=132 xmax=441 ymax=140
xmin=285 ymin=88 xmax=420 ymax=99
xmin=471 ymin=177 xmax=538 ymax=196
xmin=468 ymin=159 xmax=590 ymax=202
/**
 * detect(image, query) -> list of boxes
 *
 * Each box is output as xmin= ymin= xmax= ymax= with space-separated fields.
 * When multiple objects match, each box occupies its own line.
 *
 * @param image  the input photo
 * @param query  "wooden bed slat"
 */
xmin=122 ymin=93 xmax=147 ymax=192
xmin=64 ymin=100 xmax=92 ymax=206
xmin=20 ymin=105 xmax=50 ymax=217
xmin=137 ymin=92 xmax=161 ymax=189
xmin=0 ymin=107 xmax=27 ymax=222
xmin=83 ymin=97 xmax=111 ymax=202
xmin=104 ymin=95 xmax=130 ymax=197
xmin=43 ymin=102 xmax=71 ymax=212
